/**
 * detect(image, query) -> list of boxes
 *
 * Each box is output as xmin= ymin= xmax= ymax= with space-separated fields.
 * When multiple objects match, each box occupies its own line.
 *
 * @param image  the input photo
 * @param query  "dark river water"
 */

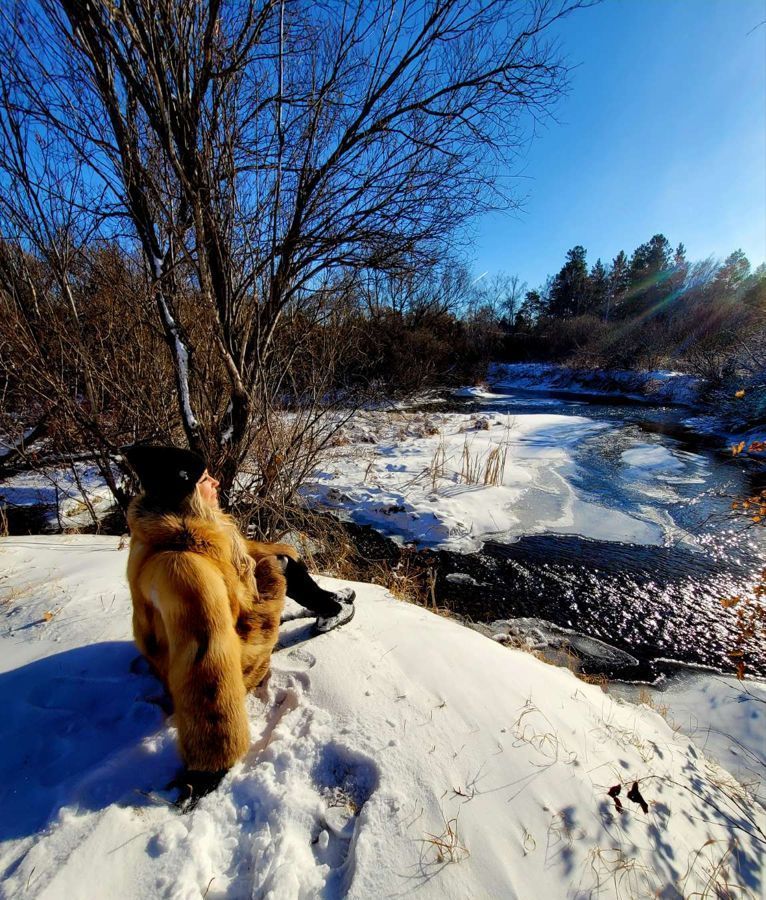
xmin=354 ymin=386 xmax=766 ymax=681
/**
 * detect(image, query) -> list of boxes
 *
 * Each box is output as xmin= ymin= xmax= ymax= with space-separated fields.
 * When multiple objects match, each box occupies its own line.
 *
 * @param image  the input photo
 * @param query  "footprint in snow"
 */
xmin=281 ymin=647 xmax=317 ymax=672
xmin=246 ymin=659 xmax=312 ymax=755
xmin=310 ymin=743 xmax=379 ymax=886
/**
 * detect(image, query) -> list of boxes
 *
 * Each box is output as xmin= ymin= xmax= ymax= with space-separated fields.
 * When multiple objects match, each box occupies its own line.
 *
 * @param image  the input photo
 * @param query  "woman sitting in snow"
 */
xmin=124 ymin=445 xmax=355 ymax=802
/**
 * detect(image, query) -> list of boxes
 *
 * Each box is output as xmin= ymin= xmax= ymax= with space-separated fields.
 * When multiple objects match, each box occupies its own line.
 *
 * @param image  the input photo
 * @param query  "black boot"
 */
xmin=314 ymin=588 xmax=356 ymax=634
xmin=279 ymin=556 xmax=356 ymax=633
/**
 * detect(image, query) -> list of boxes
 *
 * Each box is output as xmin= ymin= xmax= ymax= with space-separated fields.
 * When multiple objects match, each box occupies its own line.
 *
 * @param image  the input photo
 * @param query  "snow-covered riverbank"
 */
xmin=486 ymin=362 xmax=765 ymax=447
xmin=488 ymin=363 xmax=703 ymax=407
xmin=1 ymin=375 xmax=762 ymax=678
xmin=1 ymin=536 xmax=764 ymax=899
xmin=304 ymin=404 xmax=714 ymax=554
xmin=0 ymin=363 xmax=750 ymax=541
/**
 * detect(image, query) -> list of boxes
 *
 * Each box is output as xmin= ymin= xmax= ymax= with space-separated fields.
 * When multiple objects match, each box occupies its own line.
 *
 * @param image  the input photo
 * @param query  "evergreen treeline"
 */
xmin=507 ymin=235 xmax=766 ymax=375
xmin=330 ymin=236 xmax=766 ymax=401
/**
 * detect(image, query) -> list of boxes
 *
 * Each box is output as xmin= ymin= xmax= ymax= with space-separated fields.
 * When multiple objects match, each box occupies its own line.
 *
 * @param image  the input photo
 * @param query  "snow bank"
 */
xmin=611 ymin=675 xmax=766 ymax=806
xmin=452 ymin=386 xmax=507 ymax=400
xmin=489 ymin=363 xmax=702 ymax=407
xmin=1 ymin=537 xmax=764 ymax=899
xmin=305 ymin=409 xmax=704 ymax=551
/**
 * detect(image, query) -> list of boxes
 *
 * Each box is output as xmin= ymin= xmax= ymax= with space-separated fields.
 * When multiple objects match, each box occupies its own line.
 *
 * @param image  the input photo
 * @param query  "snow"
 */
xmin=303 ymin=409 xmax=701 ymax=551
xmin=452 ymin=386 xmax=507 ymax=400
xmin=619 ymin=444 xmax=707 ymax=487
xmin=621 ymin=445 xmax=687 ymax=475
xmin=0 ymin=464 xmax=116 ymax=530
xmin=611 ymin=675 xmax=766 ymax=806
xmin=0 ymin=377 xmax=719 ymax=551
xmin=154 ymin=289 xmax=199 ymax=432
xmin=489 ymin=363 xmax=702 ymax=407
xmin=150 ymin=255 xmax=165 ymax=280
xmin=1 ymin=536 xmax=765 ymax=899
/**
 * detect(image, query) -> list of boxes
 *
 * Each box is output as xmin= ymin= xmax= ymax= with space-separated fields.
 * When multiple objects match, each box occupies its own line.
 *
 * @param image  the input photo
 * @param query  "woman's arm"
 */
xmin=139 ymin=553 xmax=250 ymax=774
xmin=244 ymin=539 xmax=299 ymax=562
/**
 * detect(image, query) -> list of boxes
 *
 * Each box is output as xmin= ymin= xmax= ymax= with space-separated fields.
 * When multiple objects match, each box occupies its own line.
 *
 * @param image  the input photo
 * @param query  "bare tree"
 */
xmin=0 ymin=0 xmax=580 ymax=520
xmin=469 ymin=271 xmax=527 ymax=322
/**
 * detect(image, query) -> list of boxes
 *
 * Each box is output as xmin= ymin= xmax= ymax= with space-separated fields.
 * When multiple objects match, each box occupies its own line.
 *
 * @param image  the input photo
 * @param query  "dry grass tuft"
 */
xmin=577 ymin=670 xmax=609 ymax=691
xmin=482 ymin=443 xmax=508 ymax=486
xmin=420 ymin=810 xmax=469 ymax=865
xmin=459 ymin=440 xmax=483 ymax=484
xmin=636 ymin=687 xmax=674 ymax=726
xmin=428 ymin=437 xmax=447 ymax=491
xmin=368 ymin=555 xmax=438 ymax=608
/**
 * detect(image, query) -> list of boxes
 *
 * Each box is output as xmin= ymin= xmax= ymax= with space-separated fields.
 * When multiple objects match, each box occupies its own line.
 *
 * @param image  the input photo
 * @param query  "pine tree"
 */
xmin=605 ymin=250 xmax=630 ymax=321
xmin=548 ymin=246 xmax=589 ymax=319
xmin=587 ymin=258 xmax=609 ymax=315
xmin=742 ymin=263 xmax=766 ymax=312
xmin=668 ymin=242 xmax=689 ymax=297
xmin=713 ymin=250 xmax=751 ymax=295
xmin=629 ymin=234 xmax=673 ymax=285
xmin=515 ymin=289 xmax=546 ymax=329
xmin=625 ymin=234 xmax=674 ymax=318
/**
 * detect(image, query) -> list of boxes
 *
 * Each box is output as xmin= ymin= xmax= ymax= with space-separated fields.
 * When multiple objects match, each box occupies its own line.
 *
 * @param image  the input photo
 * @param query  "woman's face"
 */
xmin=197 ymin=470 xmax=221 ymax=507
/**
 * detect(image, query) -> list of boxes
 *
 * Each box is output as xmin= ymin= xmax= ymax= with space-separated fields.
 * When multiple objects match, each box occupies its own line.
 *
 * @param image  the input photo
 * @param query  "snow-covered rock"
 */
xmin=1 ymin=536 xmax=764 ymax=899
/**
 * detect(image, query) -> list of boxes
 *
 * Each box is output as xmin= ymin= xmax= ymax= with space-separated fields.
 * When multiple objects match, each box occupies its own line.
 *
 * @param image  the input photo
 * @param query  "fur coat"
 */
xmin=126 ymin=496 xmax=297 ymax=773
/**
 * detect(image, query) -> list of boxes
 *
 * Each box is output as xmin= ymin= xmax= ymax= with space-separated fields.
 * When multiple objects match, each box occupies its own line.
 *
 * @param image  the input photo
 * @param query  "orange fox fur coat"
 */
xmin=126 ymin=496 xmax=297 ymax=773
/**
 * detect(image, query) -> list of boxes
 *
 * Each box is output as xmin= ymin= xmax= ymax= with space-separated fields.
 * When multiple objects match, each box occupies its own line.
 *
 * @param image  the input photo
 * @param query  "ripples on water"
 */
xmin=436 ymin=531 xmax=766 ymax=679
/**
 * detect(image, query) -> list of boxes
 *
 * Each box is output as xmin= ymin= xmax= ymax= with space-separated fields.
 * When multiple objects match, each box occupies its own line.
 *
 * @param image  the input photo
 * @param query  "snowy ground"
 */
xmin=0 ymin=369 xmax=727 ymax=554
xmin=609 ymin=675 xmax=766 ymax=807
xmin=1 ymin=536 xmax=764 ymax=899
xmin=304 ymin=407 xmax=709 ymax=553
xmin=488 ymin=363 xmax=703 ymax=408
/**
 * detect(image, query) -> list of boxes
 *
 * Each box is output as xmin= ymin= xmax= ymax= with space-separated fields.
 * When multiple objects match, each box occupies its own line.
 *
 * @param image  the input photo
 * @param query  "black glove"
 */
xmin=167 ymin=768 xmax=227 ymax=811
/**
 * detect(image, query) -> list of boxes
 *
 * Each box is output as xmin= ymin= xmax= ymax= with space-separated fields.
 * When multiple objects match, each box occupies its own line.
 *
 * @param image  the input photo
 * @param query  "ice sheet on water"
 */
xmin=487 ymin=617 xmax=640 ymax=670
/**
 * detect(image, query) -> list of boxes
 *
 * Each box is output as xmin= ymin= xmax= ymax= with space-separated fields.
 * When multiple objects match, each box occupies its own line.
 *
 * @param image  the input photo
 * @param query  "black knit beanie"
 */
xmin=124 ymin=445 xmax=207 ymax=507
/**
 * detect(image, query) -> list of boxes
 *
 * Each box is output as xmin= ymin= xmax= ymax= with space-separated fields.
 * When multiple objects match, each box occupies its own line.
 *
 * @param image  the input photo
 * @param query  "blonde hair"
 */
xmin=185 ymin=487 xmax=255 ymax=582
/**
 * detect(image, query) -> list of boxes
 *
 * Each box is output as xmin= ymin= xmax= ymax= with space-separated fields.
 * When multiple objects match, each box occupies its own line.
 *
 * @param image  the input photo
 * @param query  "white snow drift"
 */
xmin=1 ymin=536 xmax=764 ymax=899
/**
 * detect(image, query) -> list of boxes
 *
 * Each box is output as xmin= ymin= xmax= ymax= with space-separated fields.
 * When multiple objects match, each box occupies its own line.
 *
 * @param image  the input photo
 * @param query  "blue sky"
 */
xmin=468 ymin=0 xmax=766 ymax=289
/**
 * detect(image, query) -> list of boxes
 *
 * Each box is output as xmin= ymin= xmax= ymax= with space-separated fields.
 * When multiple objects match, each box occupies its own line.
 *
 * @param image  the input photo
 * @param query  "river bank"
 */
xmin=2 ymin=366 xmax=765 ymax=681
xmin=302 ymin=375 xmax=765 ymax=680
